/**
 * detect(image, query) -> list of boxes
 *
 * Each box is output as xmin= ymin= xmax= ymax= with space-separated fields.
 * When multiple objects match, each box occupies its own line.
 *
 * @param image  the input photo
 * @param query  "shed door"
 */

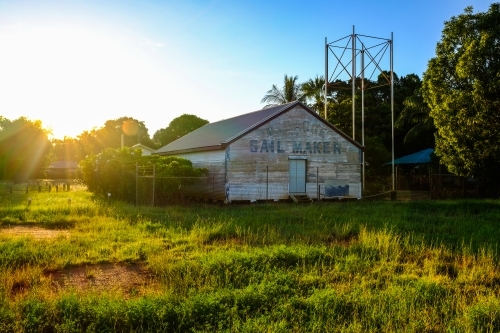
xmin=289 ymin=159 xmax=306 ymax=193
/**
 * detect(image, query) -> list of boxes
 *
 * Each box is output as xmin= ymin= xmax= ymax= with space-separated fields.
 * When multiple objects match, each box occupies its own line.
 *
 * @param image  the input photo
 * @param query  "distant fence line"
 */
xmin=391 ymin=171 xmax=478 ymax=198
xmin=134 ymin=164 xmax=478 ymax=206
xmin=2 ymin=179 xmax=75 ymax=194
xmin=2 ymin=166 xmax=479 ymax=202
xmin=135 ymin=164 xmax=363 ymax=206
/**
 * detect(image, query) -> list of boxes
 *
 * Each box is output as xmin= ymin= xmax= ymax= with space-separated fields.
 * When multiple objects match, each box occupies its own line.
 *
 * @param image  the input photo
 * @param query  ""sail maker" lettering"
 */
xmin=249 ymin=140 xmax=341 ymax=154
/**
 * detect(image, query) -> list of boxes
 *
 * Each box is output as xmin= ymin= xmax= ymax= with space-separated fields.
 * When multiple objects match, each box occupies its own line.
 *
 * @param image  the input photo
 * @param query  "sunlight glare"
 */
xmin=0 ymin=23 xmax=170 ymax=139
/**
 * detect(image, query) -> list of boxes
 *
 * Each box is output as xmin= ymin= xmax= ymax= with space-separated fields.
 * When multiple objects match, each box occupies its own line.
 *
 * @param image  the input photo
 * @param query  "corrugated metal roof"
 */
xmin=155 ymin=103 xmax=296 ymax=154
xmin=385 ymin=149 xmax=434 ymax=165
xmin=155 ymin=101 xmax=361 ymax=155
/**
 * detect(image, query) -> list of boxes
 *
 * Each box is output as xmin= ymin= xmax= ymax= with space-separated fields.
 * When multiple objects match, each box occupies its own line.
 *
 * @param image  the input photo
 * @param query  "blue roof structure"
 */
xmin=386 ymin=148 xmax=434 ymax=165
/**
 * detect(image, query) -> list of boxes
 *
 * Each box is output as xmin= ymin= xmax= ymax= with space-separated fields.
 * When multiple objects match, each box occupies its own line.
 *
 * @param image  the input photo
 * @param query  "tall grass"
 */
xmin=1 ymin=187 xmax=500 ymax=331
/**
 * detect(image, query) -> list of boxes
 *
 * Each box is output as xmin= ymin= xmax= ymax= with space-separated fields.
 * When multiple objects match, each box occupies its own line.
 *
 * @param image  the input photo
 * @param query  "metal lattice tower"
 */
xmin=325 ymin=26 xmax=394 ymax=192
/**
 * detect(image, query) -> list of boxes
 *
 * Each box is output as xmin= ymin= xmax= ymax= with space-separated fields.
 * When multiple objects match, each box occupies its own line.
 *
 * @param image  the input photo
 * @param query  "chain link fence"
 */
xmin=135 ymin=164 xmax=226 ymax=206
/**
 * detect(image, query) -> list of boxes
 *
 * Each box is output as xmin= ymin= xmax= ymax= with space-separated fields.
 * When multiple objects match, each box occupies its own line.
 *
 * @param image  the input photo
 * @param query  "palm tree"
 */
xmin=301 ymin=75 xmax=325 ymax=114
xmin=395 ymin=88 xmax=435 ymax=143
xmin=261 ymin=75 xmax=305 ymax=108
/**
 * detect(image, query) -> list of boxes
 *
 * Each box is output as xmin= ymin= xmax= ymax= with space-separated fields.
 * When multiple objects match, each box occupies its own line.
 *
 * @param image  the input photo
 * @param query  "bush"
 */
xmin=79 ymin=147 xmax=207 ymax=204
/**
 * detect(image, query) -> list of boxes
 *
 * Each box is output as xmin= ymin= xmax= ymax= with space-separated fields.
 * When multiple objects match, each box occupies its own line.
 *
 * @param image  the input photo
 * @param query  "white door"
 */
xmin=289 ymin=159 xmax=306 ymax=193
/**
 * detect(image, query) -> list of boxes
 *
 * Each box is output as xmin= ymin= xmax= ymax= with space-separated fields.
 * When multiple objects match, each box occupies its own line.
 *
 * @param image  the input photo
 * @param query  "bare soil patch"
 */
xmin=44 ymin=263 xmax=154 ymax=295
xmin=0 ymin=226 xmax=70 ymax=239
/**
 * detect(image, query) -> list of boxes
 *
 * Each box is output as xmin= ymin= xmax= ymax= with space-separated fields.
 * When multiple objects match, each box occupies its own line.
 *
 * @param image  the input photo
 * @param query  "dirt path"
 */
xmin=44 ymin=263 xmax=154 ymax=294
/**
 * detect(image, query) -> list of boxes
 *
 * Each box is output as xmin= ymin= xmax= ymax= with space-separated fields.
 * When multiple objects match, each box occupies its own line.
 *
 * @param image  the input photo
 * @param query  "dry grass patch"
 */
xmin=0 ymin=226 xmax=70 ymax=239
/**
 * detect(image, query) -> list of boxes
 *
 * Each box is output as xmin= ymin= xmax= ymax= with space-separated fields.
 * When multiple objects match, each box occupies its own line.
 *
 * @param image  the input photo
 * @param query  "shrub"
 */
xmin=79 ymin=147 xmax=207 ymax=204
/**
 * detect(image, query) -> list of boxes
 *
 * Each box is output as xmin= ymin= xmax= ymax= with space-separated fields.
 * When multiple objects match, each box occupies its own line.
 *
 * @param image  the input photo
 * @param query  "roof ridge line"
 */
xmin=210 ymin=101 xmax=297 ymax=125
xmin=221 ymin=101 xmax=299 ymax=144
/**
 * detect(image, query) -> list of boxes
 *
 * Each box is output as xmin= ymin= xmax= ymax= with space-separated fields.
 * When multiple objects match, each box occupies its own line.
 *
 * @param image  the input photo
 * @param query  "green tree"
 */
xmin=98 ymin=117 xmax=154 ymax=149
xmin=302 ymin=75 xmax=325 ymax=114
xmin=49 ymin=137 xmax=87 ymax=163
xmin=422 ymin=4 xmax=500 ymax=188
xmin=153 ymin=114 xmax=209 ymax=147
xmin=77 ymin=117 xmax=155 ymax=155
xmin=395 ymin=87 xmax=435 ymax=145
xmin=261 ymin=74 xmax=305 ymax=107
xmin=0 ymin=116 xmax=51 ymax=181
xmin=326 ymin=75 xmax=395 ymax=145
xmin=325 ymin=73 xmax=430 ymax=155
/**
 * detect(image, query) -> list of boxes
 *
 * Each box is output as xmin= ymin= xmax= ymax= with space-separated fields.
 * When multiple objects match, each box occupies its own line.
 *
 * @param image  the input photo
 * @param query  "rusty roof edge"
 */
xmin=220 ymin=101 xmax=299 ymax=144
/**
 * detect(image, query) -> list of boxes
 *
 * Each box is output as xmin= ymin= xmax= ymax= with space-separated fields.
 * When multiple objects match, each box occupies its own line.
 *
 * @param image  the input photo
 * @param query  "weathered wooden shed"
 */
xmin=155 ymin=101 xmax=362 ymax=202
xmin=45 ymin=161 xmax=80 ymax=179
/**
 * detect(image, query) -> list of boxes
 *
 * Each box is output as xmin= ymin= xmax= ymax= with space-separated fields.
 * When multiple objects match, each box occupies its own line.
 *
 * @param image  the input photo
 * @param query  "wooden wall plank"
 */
xmin=227 ymin=105 xmax=361 ymax=201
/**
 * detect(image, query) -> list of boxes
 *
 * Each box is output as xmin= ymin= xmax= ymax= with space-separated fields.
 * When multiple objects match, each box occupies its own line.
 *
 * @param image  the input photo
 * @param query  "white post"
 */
xmin=361 ymin=48 xmax=365 ymax=192
xmin=152 ymin=164 xmax=156 ymax=207
xmin=352 ymin=25 xmax=356 ymax=140
xmin=325 ymin=37 xmax=328 ymax=120
xmin=391 ymin=32 xmax=395 ymax=191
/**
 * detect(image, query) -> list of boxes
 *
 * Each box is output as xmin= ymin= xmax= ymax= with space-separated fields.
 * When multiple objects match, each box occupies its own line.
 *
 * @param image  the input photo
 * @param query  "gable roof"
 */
xmin=155 ymin=101 xmax=362 ymax=155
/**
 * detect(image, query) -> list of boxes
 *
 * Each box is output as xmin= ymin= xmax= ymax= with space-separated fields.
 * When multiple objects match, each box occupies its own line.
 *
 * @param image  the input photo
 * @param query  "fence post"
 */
xmin=212 ymin=174 xmax=215 ymax=201
xmin=316 ymin=167 xmax=319 ymax=201
xmin=135 ymin=162 xmax=138 ymax=206
xmin=396 ymin=166 xmax=398 ymax=191
xmin=266 ymin=166 xmax=268 ymax=201
xmin=391 ymin=190 xmax=397 ymax=201
xmin=152 ymin=164 xmax=155 ymax=207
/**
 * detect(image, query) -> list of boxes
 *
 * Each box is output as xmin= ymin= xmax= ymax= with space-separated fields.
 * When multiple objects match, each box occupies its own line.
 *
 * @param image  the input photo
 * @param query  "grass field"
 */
xmin=1 ymin=184 xmax=500 ymax=332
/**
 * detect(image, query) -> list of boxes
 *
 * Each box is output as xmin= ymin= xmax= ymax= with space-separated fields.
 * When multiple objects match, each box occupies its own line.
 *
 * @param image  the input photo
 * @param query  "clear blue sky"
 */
xmin=0 ymin=0 xmax=494 ymax=139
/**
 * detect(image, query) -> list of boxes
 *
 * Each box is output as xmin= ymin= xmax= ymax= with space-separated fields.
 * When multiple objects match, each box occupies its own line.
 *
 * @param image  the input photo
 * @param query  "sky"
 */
xmin=0 ymin=0 xmax=494 ymax=140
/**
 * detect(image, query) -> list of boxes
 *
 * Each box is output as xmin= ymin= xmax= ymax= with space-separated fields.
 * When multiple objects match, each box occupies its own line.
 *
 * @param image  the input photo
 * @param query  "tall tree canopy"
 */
xmin=302 ymin=75 xmax=325 ymax=114
xmin=49 ymin=137 xmax=87 ymax=163
xmin=261 ymin=75 xmax=305 ymax=108
xmin=0 ymin=116 xmax=50 ymax=180
xmin=325 ymin=72 xmax=425 ymax=154
xmin=423 ymin=3 xmax=500 ymax=185
xmin=77 ymin=117 xmax=155 ymax=156
xmin=153 ymin=114 xmax=209 ymax=147
xmin=395 ymin=73 xmax=435 ymax=147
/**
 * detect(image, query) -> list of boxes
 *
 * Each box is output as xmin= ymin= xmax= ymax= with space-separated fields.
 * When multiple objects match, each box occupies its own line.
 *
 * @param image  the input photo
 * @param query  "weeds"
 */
xmin=1 ymin=187 xmax=500 ymax=331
